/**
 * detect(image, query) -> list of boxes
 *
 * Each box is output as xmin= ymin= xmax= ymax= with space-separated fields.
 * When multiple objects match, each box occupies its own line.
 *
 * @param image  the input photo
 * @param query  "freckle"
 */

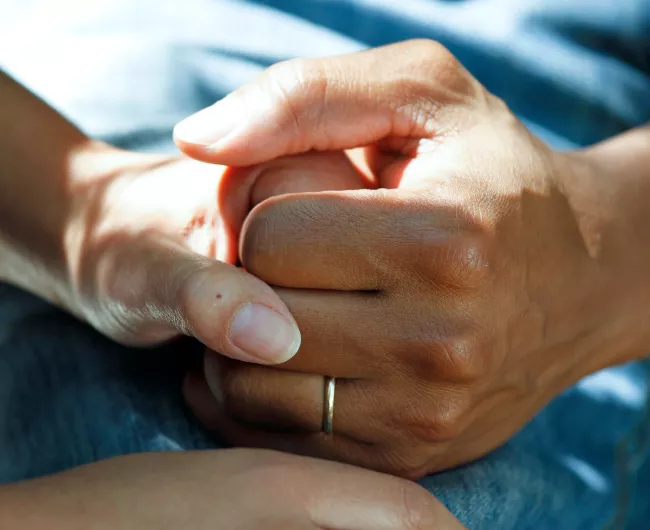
xmin=215 ymin=294 xmax=223 ymax=300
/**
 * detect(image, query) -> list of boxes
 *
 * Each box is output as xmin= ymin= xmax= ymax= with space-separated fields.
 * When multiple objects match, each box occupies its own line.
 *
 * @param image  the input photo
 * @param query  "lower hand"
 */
xmin=175 ymin=41 xmax=649 ymax=477
xmin=0 ymin=71 xmax=367 ymax=365
xmin=37 ymin=146 xmax=366 ymax=364
xmin=0 ymin=447 xmax=464 ymax=529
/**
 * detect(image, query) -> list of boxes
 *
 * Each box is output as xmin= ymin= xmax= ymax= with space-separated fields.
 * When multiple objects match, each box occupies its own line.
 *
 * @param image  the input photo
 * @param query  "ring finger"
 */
xmin=184 ymin=367 xmax=434 ymax=478
xmin=204 ymin=352 xmax=390 ymax=444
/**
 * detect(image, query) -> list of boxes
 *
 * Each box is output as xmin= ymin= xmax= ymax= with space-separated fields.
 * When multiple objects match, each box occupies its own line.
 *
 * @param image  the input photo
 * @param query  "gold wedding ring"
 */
xmin=322 ymin=376 xmax=336 ymax=435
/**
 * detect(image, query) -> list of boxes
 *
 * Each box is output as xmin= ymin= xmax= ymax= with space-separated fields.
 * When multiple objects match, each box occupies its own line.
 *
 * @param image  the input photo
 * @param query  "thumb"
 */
xmin=110 ymin=239 xmax=301 ymax=365
xmin=173 ymin=39 xmax=478 ymax=167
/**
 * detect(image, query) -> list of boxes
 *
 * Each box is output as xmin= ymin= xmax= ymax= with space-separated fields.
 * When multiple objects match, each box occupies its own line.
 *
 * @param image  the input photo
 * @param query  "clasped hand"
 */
xmin=174 ymin=40 xmax=638 ymax=478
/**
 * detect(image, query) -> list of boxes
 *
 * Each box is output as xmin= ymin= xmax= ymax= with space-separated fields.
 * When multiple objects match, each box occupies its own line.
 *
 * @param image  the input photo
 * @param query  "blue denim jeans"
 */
xmin=1 ymin=1 xmax=649 ymax=528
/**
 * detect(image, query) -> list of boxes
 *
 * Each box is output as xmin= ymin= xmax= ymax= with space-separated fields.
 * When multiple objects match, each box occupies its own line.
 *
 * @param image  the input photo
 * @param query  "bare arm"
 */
xmin=0 ymin=450 xmax=462 ymax=529
xmin=567 ymin=123 xmax=650 ymax=363
xmin=0 ymin=70 xmax=137 ymax=314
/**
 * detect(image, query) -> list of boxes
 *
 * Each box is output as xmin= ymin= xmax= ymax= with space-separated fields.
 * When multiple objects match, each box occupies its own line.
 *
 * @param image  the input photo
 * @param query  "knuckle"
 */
xmin=433 ymin=400 xmax=470 ymax=442
xmin=422 ymin=203 xmax=494 ymax=280
xmin=449 ymin=239 xmax=492 ymax=286
xmin=407 ymin=416 xmax=458 ymax=445
xmin=409 ymin=331 xmax=487 ymax=384
xmin=383 ymin=450 xmax=432 ymax=481
xmin=265 ymin=61 xmax=304 ymax=129
xmin=266 ymin=57 xmax=317 ymax=91
xmin=409 ymin=39 xmax=457 ymax=66
xmin=410 ymin=200 xmax=494 ymax=292
xmin=370 ymin=40 xmax=478 ymax=138
xmin=406 ymin=39 xmax=475 ymax=98
xmin=263 ymin=58 xmax=327 ymax=147
xmin=437 ymin=336 xmax=486 ymax=383
xmin=403 ymin=396 xmax=471 ymax=443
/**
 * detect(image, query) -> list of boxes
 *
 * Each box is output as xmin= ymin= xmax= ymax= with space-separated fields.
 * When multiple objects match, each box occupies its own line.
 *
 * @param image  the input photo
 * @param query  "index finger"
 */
xmin=173 ymin=40 xmax=478 ymax=166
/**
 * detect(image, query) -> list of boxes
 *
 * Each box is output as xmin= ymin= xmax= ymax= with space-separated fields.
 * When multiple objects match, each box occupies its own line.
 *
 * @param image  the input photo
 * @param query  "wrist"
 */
xmin=559 ymin=127 xmax=650 ymax=367
xmin=0 ymin=72 xmax=175 ymax=317
xmin=0 ymin=139 xmax=167 ymax=316
xmin=0 ymin=137 xmax=98 ymax=311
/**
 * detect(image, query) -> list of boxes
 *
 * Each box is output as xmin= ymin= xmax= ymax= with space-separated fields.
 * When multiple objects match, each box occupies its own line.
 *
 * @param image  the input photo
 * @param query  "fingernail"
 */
xmin=173 ymin=91 xmax=246 ymax=147
xmin=230 ymin=303 xmax=301 ymax=364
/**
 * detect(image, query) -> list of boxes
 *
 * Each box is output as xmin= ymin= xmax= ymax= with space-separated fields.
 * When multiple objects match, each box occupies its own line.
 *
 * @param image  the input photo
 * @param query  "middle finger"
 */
xmin=271 ymin=288 xmax=404 ymax=378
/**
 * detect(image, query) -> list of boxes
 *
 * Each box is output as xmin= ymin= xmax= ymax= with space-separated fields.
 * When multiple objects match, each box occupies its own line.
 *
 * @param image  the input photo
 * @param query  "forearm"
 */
xmin=0 ymin=456 xmax=162 ymax=530
xmin=0 ymin=72 xmax=156 ymax=315
xmin=567 ymin=124 xmax=650 ymax=364
xmin=0 ymin=478 xmax=70 ymax=530
xmin=0 ymin=70 xmax=99 ymax=311
xmin=0 ymin=455 xmax=186 ymax=530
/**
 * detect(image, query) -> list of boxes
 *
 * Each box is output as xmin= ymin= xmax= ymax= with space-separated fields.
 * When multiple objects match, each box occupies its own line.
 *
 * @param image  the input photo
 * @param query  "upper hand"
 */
xmin=175 ymin=40 xmax=637 ymax=477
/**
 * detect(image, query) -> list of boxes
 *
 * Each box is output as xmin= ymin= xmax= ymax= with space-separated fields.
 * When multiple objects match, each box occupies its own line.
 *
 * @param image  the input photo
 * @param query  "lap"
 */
xmin=2 ymin=284 xmax=648 ymax=528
